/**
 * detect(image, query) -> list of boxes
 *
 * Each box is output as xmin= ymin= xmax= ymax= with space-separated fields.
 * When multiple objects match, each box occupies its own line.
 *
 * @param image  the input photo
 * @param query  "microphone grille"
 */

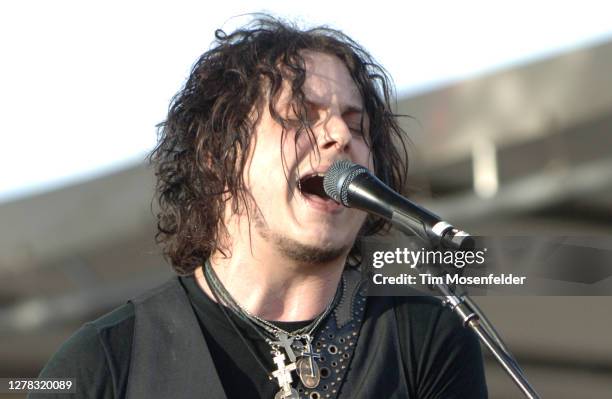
xmin=324 ymin=160 xmax=369 ymax=206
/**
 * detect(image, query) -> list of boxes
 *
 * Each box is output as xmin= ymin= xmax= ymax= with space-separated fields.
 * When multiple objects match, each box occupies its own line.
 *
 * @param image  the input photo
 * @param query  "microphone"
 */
xmin=323 ymin=159 xmax=473 ymax=250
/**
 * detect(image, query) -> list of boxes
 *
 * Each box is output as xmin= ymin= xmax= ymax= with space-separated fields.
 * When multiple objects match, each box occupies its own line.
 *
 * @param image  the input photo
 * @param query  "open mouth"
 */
xmin=298 ymin=173 xmax=329 ymax=200
xmin=297 ymin=172 xmax=342 ymax=212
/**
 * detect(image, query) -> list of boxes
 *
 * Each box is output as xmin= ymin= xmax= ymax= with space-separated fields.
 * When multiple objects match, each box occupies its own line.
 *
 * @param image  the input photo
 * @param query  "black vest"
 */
xmin=125 ymin=276 xmax=410 ymax=399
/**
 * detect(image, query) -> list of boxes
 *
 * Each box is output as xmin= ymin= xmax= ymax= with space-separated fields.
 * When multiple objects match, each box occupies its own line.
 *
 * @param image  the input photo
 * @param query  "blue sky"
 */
xmin=1 ymin=1 xmax=611 ymax=203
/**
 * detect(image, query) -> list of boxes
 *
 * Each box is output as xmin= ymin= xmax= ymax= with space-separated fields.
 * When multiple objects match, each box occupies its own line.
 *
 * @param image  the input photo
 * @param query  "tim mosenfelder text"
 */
xmin=372 ymin=273 xmax=527 ymax=286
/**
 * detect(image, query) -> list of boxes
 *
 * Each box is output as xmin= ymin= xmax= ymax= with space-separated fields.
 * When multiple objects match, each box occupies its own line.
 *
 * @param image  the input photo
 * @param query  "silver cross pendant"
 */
xmin=271 ymin=332 xmax=298 ymax=363
xmin=297 ymin=335 xmax=321 ymax=389
xmin=271 ymin=351 xmax=299 ymax=399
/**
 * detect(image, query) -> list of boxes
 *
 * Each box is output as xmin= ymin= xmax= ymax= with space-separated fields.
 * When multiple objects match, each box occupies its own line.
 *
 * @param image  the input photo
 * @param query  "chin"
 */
xmin=303 ymin=234 xmax=355 ymax=255
xmin=271 ymin=228 xmax=354 ymax=265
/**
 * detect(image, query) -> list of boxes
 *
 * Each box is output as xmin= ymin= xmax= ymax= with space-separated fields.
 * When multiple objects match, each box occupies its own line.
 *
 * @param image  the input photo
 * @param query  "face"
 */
xmin=238 ymin=51 xmax=374 ymax=264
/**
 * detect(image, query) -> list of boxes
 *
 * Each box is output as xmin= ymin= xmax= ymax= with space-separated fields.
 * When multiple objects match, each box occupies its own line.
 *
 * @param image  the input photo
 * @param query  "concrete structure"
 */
xmin=1 ymin=39 xmax=611 ymax=397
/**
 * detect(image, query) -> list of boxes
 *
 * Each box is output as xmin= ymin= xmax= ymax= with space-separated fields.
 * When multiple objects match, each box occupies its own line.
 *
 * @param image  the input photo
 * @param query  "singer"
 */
xmin=32 ymin=15 xmax=487 ymax=399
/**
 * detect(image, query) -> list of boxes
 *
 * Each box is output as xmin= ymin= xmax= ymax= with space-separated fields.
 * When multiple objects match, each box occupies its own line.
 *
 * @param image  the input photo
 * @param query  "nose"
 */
xmin=316 ymin=115 xmax=352 ymax=153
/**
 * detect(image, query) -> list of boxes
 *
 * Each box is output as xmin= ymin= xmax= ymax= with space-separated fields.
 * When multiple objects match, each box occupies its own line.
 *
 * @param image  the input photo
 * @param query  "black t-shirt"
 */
xmin=32 ymin=275 xmax=487 ymax=398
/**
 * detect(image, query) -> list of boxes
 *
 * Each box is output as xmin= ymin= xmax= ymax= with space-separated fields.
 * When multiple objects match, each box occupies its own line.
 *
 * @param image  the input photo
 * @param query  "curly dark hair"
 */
xmin=150 ymin=15 xmax=410 ymax=275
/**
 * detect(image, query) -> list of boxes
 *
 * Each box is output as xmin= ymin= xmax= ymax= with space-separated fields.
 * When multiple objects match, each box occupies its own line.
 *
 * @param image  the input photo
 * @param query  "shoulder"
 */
xmin=363 ymin=294 xmax=468 ymax=357
xmin=33 ymin=303 xmax=135 ymax=399
xmin=388 ymin=295 xmax=488 ymax=398
xmin=390 ymin=294 xmax=480 ymax=358
xmin=393 ymin=295 xmax=463 ymax=337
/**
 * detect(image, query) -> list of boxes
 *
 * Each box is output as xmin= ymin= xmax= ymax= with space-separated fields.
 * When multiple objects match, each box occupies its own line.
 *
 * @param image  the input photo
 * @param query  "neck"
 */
xmin=195 ymin=232 xmax=347 ymax=322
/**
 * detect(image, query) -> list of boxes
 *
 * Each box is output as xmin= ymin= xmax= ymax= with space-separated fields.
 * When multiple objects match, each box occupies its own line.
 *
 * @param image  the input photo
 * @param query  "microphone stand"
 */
xmin=322 ymin=160 xmax=540 ymax=397
xmin=432 ymin=275 xmax=541 ymax=399
xmin=399 ymin=216 xmax=540 ymax=398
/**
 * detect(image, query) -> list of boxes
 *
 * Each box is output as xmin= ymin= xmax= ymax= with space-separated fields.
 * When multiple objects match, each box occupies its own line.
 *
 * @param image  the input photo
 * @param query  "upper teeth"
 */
xmin=297 ymin=173 xmax=324 ymax=183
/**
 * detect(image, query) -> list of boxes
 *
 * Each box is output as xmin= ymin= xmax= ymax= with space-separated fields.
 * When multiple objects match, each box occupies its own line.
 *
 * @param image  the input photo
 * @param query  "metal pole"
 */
xmin=435 ymin=282 xmax=541 ymax=399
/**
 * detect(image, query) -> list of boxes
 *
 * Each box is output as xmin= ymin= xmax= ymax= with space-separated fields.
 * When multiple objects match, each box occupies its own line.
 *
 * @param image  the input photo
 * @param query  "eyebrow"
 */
xmin=342 ymin=105 xmax=364 ymax=115
xmin=304 ymin=99 xmax=363 ymax=115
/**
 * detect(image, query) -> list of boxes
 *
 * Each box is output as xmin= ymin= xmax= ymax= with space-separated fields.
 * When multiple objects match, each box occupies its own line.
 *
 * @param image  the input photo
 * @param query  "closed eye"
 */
xmin=349 ymin=126 xmax=364 ymax=136
xmin=286 ymin=102 xmax=319 ymax=127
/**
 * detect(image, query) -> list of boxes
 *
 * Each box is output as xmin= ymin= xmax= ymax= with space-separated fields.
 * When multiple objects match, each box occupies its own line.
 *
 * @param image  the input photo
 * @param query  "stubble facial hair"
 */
xmin=251 ymin=201 xmax=350 ymax=265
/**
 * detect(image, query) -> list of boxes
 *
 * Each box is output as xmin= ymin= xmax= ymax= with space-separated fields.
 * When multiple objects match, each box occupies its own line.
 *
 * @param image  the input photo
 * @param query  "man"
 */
xmin=33 ymin=16 xmax=487 ymax=399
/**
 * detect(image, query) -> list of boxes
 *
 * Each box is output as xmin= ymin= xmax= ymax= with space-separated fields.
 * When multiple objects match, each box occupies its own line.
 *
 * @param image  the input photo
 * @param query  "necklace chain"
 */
xmin=203 ymin=260 xmax=350 ymax=397
xmin=204 ymin=259 xmax=342 ymax=341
